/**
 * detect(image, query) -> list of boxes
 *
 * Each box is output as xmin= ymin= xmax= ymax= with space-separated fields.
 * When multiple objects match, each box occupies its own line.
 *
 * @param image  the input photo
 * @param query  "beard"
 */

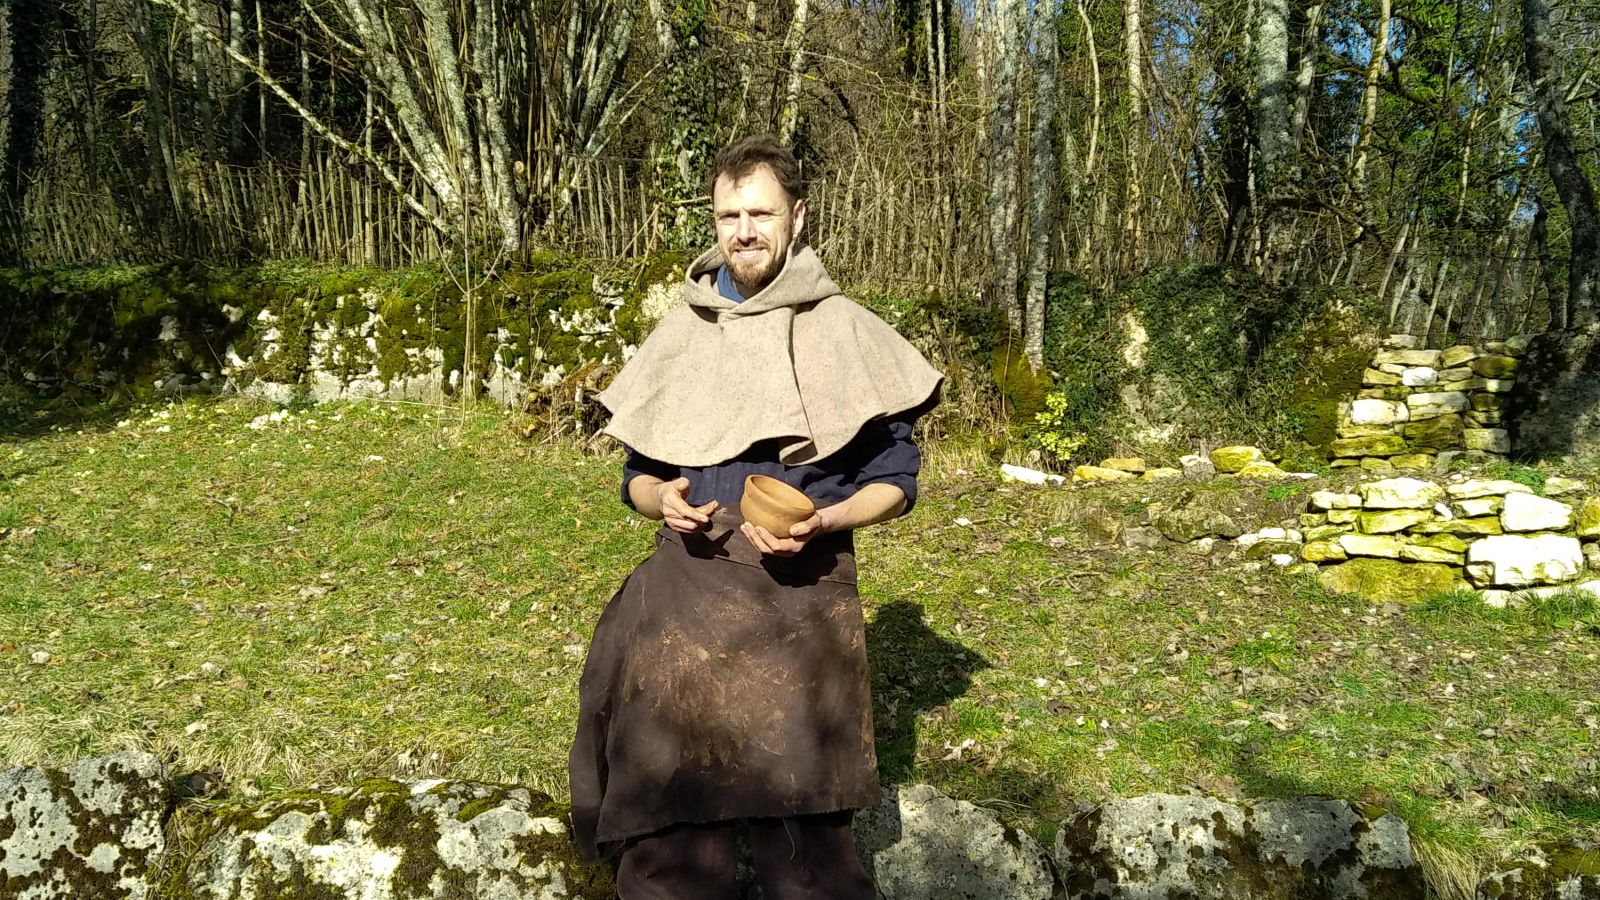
xmin=726 ymin=242 xmax=787 ymax=292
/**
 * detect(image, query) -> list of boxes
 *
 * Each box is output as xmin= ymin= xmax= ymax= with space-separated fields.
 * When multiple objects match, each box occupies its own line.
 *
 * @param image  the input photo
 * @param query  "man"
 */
xmin=569 ymin=135 xmax=943 ymax=899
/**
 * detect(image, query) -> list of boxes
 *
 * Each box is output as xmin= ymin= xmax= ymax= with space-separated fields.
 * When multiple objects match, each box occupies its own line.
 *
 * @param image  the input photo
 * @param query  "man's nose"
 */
xmin=736 ymin=214 xmax=757 ymax=242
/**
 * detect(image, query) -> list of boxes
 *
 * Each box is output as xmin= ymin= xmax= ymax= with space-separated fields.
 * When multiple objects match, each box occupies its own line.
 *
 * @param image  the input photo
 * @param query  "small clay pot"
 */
xmin=741 ymin=474 xmax=816 ymax=536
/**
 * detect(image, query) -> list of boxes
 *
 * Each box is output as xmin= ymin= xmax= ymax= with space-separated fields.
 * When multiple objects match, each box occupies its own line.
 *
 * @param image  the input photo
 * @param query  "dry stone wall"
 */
xmin=1332 ymin=334 xmax=1531 ymax=474
xmin=1301 ymin=476 xmax=1600 ymax=606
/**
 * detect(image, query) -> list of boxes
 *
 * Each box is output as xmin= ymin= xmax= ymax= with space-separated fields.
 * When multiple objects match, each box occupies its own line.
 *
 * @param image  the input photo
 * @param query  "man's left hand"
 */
xmin=743 ymin=511 xmax=828 ymax=557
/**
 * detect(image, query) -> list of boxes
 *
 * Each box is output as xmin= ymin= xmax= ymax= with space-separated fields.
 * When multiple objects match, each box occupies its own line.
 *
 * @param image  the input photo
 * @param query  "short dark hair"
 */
xmin=706 ymin=136 xmax=806 ymax=203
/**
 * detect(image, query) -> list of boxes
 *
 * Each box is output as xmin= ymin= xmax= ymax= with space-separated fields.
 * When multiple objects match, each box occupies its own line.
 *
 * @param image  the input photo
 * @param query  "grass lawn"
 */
xmin=2 ymin=397 xmax=1597 ymax=897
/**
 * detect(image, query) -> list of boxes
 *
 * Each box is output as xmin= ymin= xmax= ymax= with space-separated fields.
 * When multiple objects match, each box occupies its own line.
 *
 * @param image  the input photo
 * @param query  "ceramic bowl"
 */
xmin=741 ymin=474 xmax=816 ymax=536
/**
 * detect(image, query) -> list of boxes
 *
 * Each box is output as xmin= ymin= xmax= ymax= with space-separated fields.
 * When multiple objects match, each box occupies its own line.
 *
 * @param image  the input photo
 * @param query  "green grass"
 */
xmin=3 ymin=397 xmax=1599 ymax=896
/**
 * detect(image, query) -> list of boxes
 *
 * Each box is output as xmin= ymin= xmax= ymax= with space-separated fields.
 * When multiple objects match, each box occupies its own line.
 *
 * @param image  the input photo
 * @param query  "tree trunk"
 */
xmin=1122 ymin=0 xmax=1144 ymax=265
xmin=1351 ymin=0 xmax=1391 ymax=198
xmin=779 ymin=0 xmax=810 ymax=145
xmin=987 ymin=0 xmax=1025 ymax=331
xmin=1289 ymin=3 xmax=1321 ymax=153
xmin=1252 ymin=0 xmax=1290 ymax=267
xmin=1523 ymin=0 xmax=1599 ymax=322
xmin=228 ymin=0 xmax=247 ymax=158
xmin=1025 ymin=0 xmax=1059 ymax=370
xmin=0 ymin=0 xmax=51 ymax=262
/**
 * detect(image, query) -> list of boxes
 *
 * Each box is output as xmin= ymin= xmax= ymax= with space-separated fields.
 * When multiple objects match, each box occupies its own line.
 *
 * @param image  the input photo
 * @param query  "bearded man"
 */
xmin=568 ymin=135 xmax=944 ymax=899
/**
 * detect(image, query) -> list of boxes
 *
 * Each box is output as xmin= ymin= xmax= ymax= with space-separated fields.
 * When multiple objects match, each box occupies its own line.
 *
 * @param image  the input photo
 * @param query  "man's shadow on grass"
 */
xmin=865 ymin=600 xmax=988 ymax=783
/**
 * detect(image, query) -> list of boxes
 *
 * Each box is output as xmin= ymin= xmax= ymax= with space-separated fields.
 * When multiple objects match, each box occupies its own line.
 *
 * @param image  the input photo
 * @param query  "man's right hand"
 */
xmin=655 ymin=477 xmax=719 ymax=533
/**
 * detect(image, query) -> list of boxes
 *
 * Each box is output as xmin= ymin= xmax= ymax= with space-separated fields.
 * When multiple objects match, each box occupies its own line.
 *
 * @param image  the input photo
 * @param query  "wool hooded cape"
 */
xmin=597 ymin=245 xmax=944 ymax=467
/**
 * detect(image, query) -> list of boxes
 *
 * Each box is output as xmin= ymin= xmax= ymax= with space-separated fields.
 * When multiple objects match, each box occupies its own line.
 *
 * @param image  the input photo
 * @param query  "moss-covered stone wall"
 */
xmin=0 ymin=254 xmax=685 ymax=414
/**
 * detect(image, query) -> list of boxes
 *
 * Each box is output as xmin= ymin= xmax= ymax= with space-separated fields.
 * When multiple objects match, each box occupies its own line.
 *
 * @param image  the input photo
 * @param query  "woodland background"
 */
xmin=0 ymin=0 xmax=1597 ymax=373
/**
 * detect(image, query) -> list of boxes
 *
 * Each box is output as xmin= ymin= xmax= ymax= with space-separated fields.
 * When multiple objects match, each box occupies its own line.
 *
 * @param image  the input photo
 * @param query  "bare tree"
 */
xmin=1024 ymin=0 xmax=1059 ymax=369
xmin=779 ymin=0 xmax=811 ymax=145
xmin=1523 ymin=0 xmax=1599 ymax=323
xmin=987 ymin=0 xmax=1025 ymax=332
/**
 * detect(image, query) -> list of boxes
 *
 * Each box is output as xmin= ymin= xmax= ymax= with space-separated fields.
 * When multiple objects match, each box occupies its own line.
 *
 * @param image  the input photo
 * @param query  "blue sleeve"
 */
xmin=853 ymin=416 xmax=922 ymax=516
xmin=621 ymin=447 xmax=680 ymax=512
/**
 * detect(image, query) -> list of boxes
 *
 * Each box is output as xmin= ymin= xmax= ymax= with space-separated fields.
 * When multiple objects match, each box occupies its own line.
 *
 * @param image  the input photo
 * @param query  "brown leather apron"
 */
xmin=568 ymin=510 xmax=880 ymax=862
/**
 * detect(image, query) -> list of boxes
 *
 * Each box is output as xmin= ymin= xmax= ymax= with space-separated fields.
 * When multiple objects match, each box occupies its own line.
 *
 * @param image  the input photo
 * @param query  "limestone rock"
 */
xmin=1463 ymin=428 xmax=1510 ymax=454
xmin=1465 ymin=534 xmax=1585 ymax=587
xmin=1141 ymin=467 xmax=1182 ymax=482
xmin=1503 ymin=334 xmax=1534 ymax=356
xmin=1401 ymin=544 xmax=1464 ymax=565
xmin=1245 ymin=540 xmax=1302 ymax=560
xmin=1500 ymin=492 xmax=1574 ymax=533
xmin=1155 ymin=508 xmax=1242 ymax=543
xmin=1339 ymin=534 xmax=1406 ymax=558
xmin=0 ymin=752 xmax=169 ymax=900
xmin=1054 ymin=793 xmax=1422 ymax=900
xmin=1383 ymin=334 xmax=1421 ymax=350
xmin=1437 ymin=366 xmax=1474 ymax=382
xmin=1577 ymin=498 xmax=1600 ymax=538
xmin=1300 ymin=512 xmax=1328 ymax=527
xmin=1236 ymin=461 xmax=1289 ymax=480
xmin=1305 ymin=525 xmax=1351 ymax=542
xmin=1311 ymin=491 xmax=1363 ymax=510
xmin=1391 ymin=454 xmax=1434 ymax=470
xmin=857 ymin=784 xmax=1055 ymax=900
xmin=1455 ymin=497 xmax=1502 ymax=518
xmin=1319 ymin=559 xmax=1459 ymax=603
xmin=1361 ymin=458 xmax=1398 ymax=474
xmin=1362 ymin=368 xmax=1402 ymax=386
xmin=1338 ymin=424 xmax=1400 ymax=439
xmin=1358 ymin=509 xmax=1433 ymax=534
xmin=1406 ymin=391 xmax=1470 ymax=420
xmin=1210 ymin=446 xmax=1264 ymax=474
xmin=1328 ymin=509 xmax=1359 ymax=524
xmin=1349 ymin=399 xmax=1409 ymax=426
xmin=1543 ymin=476 xmax=1587 ymax=497
xmin=1373 ymin=349 xmax=1441 ymax=368
xmin=1401 ymin=367 xmax=1437 ymax=387
xmin=1440 ymin=345 xmax=1482 ymax=368
xmin=1472 ymin=392 xmax=1502 ymax=411
xmin=1513 ymin=580 xmax=1600 ymax=603
xmin=1402 ymin=414 xmax=1464 ymax=451
xmin=1471 ymin=356 xmax=1519 ymax=378
xmin=1447 ymin=480 xmax=1534 ymax=500
xmin=1482 ymin=378 xmax=1515 ymax=393
xmin=1359 ymin=387 xmax=1410 ymax=401
xmin=1504 ymin=323 xmax=1600 ymax=462
xmin=1585 ymin=543 xmax=1600 ymax=572
xmin=1359 ymin=478 xmax=1446 ymax=510
xmin=1331 ymin=435 xmax=1407 ymax=458
xmin=1412 ymin=517 xmax=1503 ymax=536
xmin=1302 ymin=540 xmax=1348 ymax=562
xmin=178 ymin=780 xmax=616 ymax=900
xmin=1412 ymin=534 xmax=1469 ymax=552
xmin=1101 ymin=457 xmax=1147 ymax=474
xmin=1467 ymin=411 xmax=1504 ymax=427
xmin=1433 ymin=450 xmax=1494 ymax=471
xmin=1475 ymin=841 xmax=1600 ymax=900
xmin=1073 ymin=465 xmax=1136 ymax=483
xmin=1180 ymin=454 xmax=1217 ymax=480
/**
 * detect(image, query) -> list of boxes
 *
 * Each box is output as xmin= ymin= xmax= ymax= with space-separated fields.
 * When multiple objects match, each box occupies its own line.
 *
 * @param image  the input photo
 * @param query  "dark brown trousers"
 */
xmin=615 ymin=811 xmax=876 ymax=900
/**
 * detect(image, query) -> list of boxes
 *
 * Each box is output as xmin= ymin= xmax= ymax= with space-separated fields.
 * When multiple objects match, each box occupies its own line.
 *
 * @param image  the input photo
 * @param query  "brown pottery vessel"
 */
xmin=741 ymin=474 xmax=816 ymax=535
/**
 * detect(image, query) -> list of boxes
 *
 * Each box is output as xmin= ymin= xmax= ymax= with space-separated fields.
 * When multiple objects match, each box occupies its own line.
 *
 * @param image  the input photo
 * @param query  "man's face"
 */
xmin=713 ymin=165 xmax=806 ymax=293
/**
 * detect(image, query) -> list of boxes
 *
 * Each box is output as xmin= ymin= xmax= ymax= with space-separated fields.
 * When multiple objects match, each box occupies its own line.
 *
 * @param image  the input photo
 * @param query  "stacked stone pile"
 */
xmin=1070 ymin=446 xmax=1312 ymax=484
xmin=1332 ymin=334 xmax=1533 ymax=473
xmin=1297 ymin=476 xmax=1600 ymax=604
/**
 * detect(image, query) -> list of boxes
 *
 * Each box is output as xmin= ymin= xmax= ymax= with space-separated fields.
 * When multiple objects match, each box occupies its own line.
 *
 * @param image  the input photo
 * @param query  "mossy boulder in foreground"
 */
xmin=0 ymin=751 xmax=168 ymax=900
xmin=1055 ymin=793 xmax=1425 ymax=900
xmin=171 ymin=779 xmax=615 ymax=900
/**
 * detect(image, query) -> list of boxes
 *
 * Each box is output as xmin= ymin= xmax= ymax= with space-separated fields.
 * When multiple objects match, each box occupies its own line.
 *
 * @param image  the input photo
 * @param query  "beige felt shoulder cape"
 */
xmin=598 ymin=245 xmax=944 ymax=467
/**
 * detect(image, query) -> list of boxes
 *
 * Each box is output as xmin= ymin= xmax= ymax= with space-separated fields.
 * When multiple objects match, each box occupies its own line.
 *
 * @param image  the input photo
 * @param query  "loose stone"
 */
xmin=1465 ymin=534 xmax=1585 ymax=587
xmin=1500 ymin=492 xmax=1574 ymax=533
xmin=1357 ymin=509 xmax=1433 ymax=534
xmin=1310 ymin=491 xmax=1363 ymax=510
xmin=1210 ymin=446 xmax=1264 ymax=473
xmin=1358 ymin=478 xmax=1445 ymax=510
xmin=1463 ymin=428 xmax=1510 ymax=454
